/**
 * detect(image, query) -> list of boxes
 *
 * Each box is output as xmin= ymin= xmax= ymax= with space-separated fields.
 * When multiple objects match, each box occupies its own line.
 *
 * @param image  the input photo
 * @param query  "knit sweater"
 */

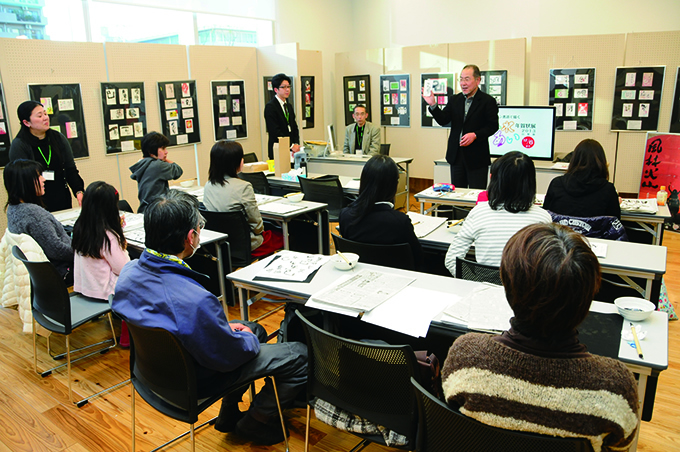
xmin=442 ymin=333 xmax=639 ymax=452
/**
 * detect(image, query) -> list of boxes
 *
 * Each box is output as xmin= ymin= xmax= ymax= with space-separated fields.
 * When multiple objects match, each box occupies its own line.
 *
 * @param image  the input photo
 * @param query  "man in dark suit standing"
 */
xmin=264 ymin=73 xmax=300 ymax=160
xmin=423 ymin=65 xmax=499 ymax=189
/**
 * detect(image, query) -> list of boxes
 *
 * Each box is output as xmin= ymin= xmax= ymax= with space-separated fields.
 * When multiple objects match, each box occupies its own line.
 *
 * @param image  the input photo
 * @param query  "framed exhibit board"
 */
xmin=343 ymin=75 xmax=371 ymax=126
xmin=479 ymin=70 xmax=507 ymax=106
xmin=157 ymin=80 xmax=200 ymax=146
xmin=611 ymin=66 xmax=665 ymax=132
xmin=301 ymin=76 xmax=315 ymax=129
xmin=640 ymin=133 xmax=680 ymax=198
xmin=421 ymin=72 xmax=454 ymax=128
xmin=0 ymin=83 xmax=11 ymax=167
xmin=101 ymin=82 xmax=147 ymax=154
xmin=211 ymin=80 xmax=247 ymax=141
xmin=670 ymin=67 xmax=680 ymax=134
xmin=549 ymin=68 xmax=595 ymax=131
xmin=380 ymin=74 xmax=410 ymax=127
xmin=263 ymin=76 xmax=295 ymax=116
xmin=28 ymin=83 xmax=89 ymax=158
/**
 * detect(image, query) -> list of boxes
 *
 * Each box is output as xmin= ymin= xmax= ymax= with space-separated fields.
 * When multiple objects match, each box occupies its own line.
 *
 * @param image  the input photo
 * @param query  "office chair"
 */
xmin=379 ymin=144 xmax=391 ymax=156
xmin=126 ymin=322 xmax=288 ymax=452
xmin=455 ymin=257 xmax=502 ymax=285
xmin=298 ymin=175 xmax=345 ymax=222
xmin=239 ymin=171 xmax=272 ymax=195
xmin=296 ymin=310 xmax=420 ymax=451
xmin=411 ymin=377 xmax=594 ymax=452
xmin=331 ymin=233 xmax=415 ymax=271
xmin=243 ymin=152 xmax=259 ymax=163
xmin=117 ymin=199 xmax=134 ymax=213
xmin=12 ymin=246 xmax=128 ymax=407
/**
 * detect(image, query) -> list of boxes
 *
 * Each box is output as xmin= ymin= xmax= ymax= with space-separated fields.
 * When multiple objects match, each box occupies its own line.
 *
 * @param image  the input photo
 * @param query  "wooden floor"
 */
xmin=0 ymin=234 xmax=678 ymax=451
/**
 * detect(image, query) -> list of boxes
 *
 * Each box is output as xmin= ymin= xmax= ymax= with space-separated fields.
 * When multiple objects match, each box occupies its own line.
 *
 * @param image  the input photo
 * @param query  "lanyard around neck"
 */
xmin=38 ymin=144 xmax=52 ymax=167
xmin=282 ymin=102 xmax=289 ymax=122
xmin=357 ymin=125 xmax=364 ymax=148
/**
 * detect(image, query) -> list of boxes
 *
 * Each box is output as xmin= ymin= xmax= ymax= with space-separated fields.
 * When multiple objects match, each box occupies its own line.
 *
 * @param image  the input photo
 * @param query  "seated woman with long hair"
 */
xmin=4 ymin=159 xmax=73 ymax=282
xmin=544 ymin=138 xmax=620 ymax=219
xmin=339 ymin=154 xmax=423 ymax=269
xmin=442 ymin=223 xmax=639 ymax=452
xmin=445 ymin=151 xmax=551 ymax=276
xmin=203 ymin=140 xmax=282 ymax=257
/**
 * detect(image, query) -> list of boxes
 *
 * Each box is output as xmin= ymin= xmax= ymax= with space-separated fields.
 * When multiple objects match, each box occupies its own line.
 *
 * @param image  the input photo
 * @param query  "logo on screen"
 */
xmin=522 ymin=136 xmax=535 ymax=148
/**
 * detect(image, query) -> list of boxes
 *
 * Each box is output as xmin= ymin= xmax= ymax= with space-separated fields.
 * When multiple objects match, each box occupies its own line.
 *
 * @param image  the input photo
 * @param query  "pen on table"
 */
xmin=630 ymin=322 xmax=644 ymax=359
xmin=412 ymin=221 xmax=421 ymax=226
xmin=357 ymin=311 xmax=365 ymax=320
xmin=448 ymin=218 xmax=465 ymax=228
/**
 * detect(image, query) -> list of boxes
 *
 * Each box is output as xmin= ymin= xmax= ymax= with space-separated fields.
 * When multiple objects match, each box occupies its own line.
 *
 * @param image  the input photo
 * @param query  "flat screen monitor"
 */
xmin=327 ymin=125 xmax=337 ymax=152
xmin=488 ymin=106 xmax=555 ymax=161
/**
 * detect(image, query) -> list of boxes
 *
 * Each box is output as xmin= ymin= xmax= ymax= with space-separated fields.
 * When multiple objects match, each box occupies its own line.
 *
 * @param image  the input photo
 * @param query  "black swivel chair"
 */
xmin=455 ymin=257 xmax=502 ymax=285
xmin=126 ymin=322 xmax=288 ymax=452
xmin=298 ymin=175 xmax=345 ymax=222
xmin=296 ymin=310 xmax=421 ymax=451
xmin=243 ymin=152 xmax=259 ymax=163
xmin=239 ymin=171 xmax=272 ymax=195
xmin=411 ymin=378 xmax=594 ymax=452
xmin=200 ymin=207 xmax=253 ymax=268
xmin=12 ymin=246 xmax=128 ymax=407
xmin=332 ymin=233 xmax=415 ymax=271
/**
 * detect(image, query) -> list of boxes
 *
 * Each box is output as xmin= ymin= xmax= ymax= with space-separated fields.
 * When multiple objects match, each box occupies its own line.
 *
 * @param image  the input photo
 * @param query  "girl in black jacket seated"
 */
xmin=338 ymin=155 xmax=423 ymax=269
xmin=544 ymin=139 xmax=621 ymax=219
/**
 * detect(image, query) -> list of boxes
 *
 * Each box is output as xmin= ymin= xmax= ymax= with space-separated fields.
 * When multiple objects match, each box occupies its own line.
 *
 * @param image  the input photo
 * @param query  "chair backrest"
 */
xmin=548 ymin=211 xmax=628 ymax=241
xmin=332 ymin=233 xmax=415 ymax=271
xmin=455 ymin=257 xmax=502 ymax=285
xmin=12 ymin=246 xmax=73 ymax=334
xmin=238 ymin=171 xmax=272 ymax=195
xmin=126 ymin=322 xmax=201 ymax=423
xmin=379 ymin=144 xmax=391 ymax=156
xmin=296 ymin=310 xmax=420 ymax=443
xmin=200 ymin=207 xmax=252 ymax=268
xmin=118 ymin=199 xmax=134 ymax=213
xmin=243 ymin=152 xmax=259 ymax=163
xmin=411 ymin=378 xmax=593 ymax=452
xmin=298 ymin=175 xmax=344 ymax=220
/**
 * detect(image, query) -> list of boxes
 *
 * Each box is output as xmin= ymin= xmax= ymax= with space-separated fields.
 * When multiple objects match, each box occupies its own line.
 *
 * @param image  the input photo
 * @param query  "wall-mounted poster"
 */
xmin=640 ymin=133 xmax=680 ymax=197
xmin=101 ymin=82 xmax=147 ymax=154
xmin=421 ymin=73 xmax=455 ymax=128
xmin=380 ymin=74 xmax=410 ymax=127
xmin=343 ymin=75 xmax=371 ymax=126
xmin=263 ymin=76 xmax=295 ymax=116
xmin=28 ymin=83 xmax=89 ymax=158
xmin=549 ymin=68 xmax=596 ymax=131
xmin=211 ymin=80 xmax=247 ymax=141
xmin=0 ymin=83 xmax=11 ymax=167
xmin=670 ymin=67 xmax=680 ymax=134
xmin=158 ymin=80 xmax=200 ymax=146
xmin=301 ymin=76 xmax=315 ymax=129
xmin=611 ymin=66 xmax=665 ymax=132
xmin=479 ymin=70 xmax=507 ymax=106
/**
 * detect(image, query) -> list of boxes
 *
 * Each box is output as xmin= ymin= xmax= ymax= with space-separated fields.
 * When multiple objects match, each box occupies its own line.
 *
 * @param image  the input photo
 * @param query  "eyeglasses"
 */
xmin=197 ymin=214 xmax=206 ymax=231
xmin=278 ymin=84 xmax=291 ymax=90
xmin=458 ymin=77 xmax=475 ymax=83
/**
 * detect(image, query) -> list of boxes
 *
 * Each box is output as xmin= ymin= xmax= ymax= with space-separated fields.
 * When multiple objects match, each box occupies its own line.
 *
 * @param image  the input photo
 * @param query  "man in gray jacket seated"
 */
xmin=343 ymin=105 xmax=381 ymax=156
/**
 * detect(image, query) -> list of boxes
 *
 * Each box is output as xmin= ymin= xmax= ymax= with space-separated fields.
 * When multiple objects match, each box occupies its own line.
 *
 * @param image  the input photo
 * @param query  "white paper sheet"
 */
xmin=442 ymin=283 xmax=512 ymax=332
xmin=256 ymin=250 xmax=329 ymax=282
xmin=407 ymin=212 xmax=447 ymax=238
xmin=258 ymin=201 xmax=306 ymax=214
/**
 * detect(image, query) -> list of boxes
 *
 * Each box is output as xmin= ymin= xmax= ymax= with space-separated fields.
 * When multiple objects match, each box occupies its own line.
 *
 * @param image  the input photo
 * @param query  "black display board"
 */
xmin=670 ymin=67 xmax=680 ymax=134
xmin=380 ymin=74 xmax=410 ymax=127
xmin=479 ymin=70 xmax=507 ymax=106
xmin=157 ymin=80 xmax=200 ymax=146
xmin=421 ymin=73 xmax=455 ymax=128
xmin=101 ymin=82 xmax=147 ymax=154
xmin=611 ymin=66 xmax=665 ymax=132
xmin=0 ymin=83 xmax=11 ymax=167
xmin=549 ymin=68 xmax=596 ymax=131
xmin=28 ymin=83 xmax=89 ymax=158
xmin=343 ymin=75 xmax=371 ymax=126
xmin=263 ymin=76 xmax=295 ymax=117
xmin=211 ymin=80 xmax=247 ymax=141
xmin=301 ymin=76 xmax=315 ymax=129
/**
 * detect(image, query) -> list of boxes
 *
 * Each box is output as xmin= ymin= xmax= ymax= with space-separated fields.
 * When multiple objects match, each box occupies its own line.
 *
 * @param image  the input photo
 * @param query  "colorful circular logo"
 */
xmin=522 ymin=136 xmax=535 ymax=148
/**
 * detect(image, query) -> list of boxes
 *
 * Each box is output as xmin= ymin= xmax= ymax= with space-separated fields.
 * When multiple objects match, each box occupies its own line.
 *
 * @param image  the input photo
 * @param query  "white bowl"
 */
xmin=614 ymin=297 xmax=655 ymax=322
xmin=330 ymin=253 xmax=359 ymax=270
xmin=180 ymin=180 xmax=195 ymax=188
xmin=287 ymin=193 xmax=304 ymax=203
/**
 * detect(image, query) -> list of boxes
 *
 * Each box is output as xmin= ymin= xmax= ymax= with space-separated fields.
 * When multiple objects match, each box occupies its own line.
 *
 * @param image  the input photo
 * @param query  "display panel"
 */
xmin=343 ymin=75 xmax=371 ymax=126
xmin=101 ymin=82 xmax=147 ymax=154
xmin=211 ymin=80 xmax=247 ymax=141
xmin=157 ymin=80 xmax=201 ymax=146
xmin=379 ymin=74 xmax=410 ymax=127
xmin=489 ymin=106 xmax=555 ymax=160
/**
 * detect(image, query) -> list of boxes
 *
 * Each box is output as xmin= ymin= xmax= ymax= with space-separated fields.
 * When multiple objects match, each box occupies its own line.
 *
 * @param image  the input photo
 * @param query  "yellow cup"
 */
xmin=267 ymin=160 xmax=275 ymax=172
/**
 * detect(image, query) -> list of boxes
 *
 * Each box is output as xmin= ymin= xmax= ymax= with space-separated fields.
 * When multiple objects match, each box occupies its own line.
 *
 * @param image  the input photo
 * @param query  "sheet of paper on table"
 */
xmin=620 ymin=198 xmax=658 ymax=214
xmin=258 ymin=201 xmax=307 ymax=215
xmin=589 ymin=241 xmax=608 ymax=258
xmin=255 ymin=194 xmax=280 ymax=206
xmin=441 ymin=283 xmax=513 ymax=333
xmin=407 ymin=211 xmax=447 ymax=238
xmin=256 ymin=250 xmax=329 ymax=282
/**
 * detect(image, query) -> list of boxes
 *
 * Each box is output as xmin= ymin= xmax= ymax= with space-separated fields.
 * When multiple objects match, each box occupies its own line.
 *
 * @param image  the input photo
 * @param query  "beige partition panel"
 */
xmin=257 ymin=43 xmax=299 ymax=160
xmin=105 ymin=43 xmax=192 ymax=211
xmin=297 ymin=49 xmax=324 ymax=142
xmin=383 ymin=44 xmax=449 ymax=179
xmin=0 ymin=39 xmax=107 ymax=231
xmin=189 ymin=45 xmax=261 ymax=179
xmin=334 ymin=49 xmax=384 ymax=152
xmin=616 ymin=31 xmax=680 ymax=194
xmin=530 ymin=34 xmax=625 ymax=182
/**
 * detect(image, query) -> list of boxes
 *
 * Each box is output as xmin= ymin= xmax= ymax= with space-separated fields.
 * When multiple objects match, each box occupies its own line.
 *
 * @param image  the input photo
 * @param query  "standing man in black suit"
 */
xmin=423 ymin=65 xmax=499 ymax=189
xmin=264 ymin=73 xmax=300 ymax=160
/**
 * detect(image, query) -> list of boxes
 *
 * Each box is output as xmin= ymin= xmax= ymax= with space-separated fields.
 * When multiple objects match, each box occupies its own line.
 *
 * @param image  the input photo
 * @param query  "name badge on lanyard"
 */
xmin=43 ymin=170 xmax=55 ymax=181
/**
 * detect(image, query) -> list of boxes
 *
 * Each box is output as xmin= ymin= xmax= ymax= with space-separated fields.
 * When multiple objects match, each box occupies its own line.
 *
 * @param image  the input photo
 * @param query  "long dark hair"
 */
xmin=347 ymin=155 xmax=399 ymax=227
xmin=208 ymin=140 xmax=244 ymax=184
xmin=3 ymin=159 xmax=44 ymax=209
xmin=488 ymin=151 xmax=536 ymax=213
xmin=72 ymin=181 xmax=126 ymax=258
xmin=567 ymin=139 xmax=609 ymax=180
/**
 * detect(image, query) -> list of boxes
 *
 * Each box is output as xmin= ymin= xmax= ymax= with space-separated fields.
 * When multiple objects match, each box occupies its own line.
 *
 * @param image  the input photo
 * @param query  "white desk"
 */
xmin=268 ymin=174 xmax=360 ymax=195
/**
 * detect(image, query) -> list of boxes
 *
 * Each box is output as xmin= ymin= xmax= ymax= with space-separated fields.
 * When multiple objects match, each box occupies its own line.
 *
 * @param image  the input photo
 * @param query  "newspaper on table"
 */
xmin=52 ymin=208 xmax=81 ymax=226
xmin=441 ymin=283 xmax=513 ymax=333
xmin=309 ymin=269 xmax=415 ymax=313
xmin=256 ymin=250 xmax=329 ymax=282
xmin=125 ymin=229 xmax=146 ymax=245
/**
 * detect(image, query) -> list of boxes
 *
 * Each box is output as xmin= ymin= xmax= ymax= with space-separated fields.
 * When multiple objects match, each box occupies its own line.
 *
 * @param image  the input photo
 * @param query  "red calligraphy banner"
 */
xmin=639 ymin=133 xmax=680 ymax=199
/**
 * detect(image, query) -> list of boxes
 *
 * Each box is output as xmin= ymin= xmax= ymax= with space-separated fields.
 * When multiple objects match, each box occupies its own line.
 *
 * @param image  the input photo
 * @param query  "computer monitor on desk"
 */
xmin=326 ymin=125 xmax=337 ymax=154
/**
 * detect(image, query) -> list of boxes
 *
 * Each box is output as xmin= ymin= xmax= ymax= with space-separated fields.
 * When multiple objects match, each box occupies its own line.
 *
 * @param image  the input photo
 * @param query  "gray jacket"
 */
xmin=130 ymin=157 xmax=183 ymax=213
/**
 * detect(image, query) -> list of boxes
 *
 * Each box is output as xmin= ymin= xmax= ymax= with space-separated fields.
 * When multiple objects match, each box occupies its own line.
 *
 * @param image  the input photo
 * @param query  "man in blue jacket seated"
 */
xmin=112 ymin=190 xmax=307 ymax=445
